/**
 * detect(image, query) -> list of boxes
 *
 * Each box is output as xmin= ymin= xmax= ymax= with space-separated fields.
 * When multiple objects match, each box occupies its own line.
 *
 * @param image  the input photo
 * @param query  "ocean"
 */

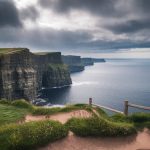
xmin=41 ymin=59 xmax=150 ymax=113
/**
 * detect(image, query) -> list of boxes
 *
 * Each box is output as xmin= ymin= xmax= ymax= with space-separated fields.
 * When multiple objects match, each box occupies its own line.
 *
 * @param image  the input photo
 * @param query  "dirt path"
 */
xmin=25 ymin=110 xmax=91 ymax=124
xmin=39 ymin=129 xmax=150 ymax=150
xmin=25 ymin=110 xmax=150 ymax=150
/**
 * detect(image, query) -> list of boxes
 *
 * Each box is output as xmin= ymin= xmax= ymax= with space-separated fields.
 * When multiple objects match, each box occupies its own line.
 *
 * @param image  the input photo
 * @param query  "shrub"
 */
xmin=0 ymin=104 xmax=28 ymax=126
xmin=32 ymin=107 xmax=62 ymax=115
xmin=66 ymin=116 xmax=136 ymax=137
xmin=128 ymin=113 xmax=150 ymax=122
xmin=111 ymin=114 xmax=129 ymax=122
xmin=0 ymin=99 xmax=11 ymax=105
xmin=94 ymin=107 xmax=108 ymax=117
xmin=32 ymin=104 xmax=92 ymax=115
xmin=0 ymin=120 xmax=68 ymax=150
xmin=11 ymin=100 xmax=33 ymax=110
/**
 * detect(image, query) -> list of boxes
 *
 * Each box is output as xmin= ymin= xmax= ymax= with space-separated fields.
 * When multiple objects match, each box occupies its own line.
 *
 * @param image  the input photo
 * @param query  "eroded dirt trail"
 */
xmin=39 ymin=129 xmax=150 ymax=150
xmin=25 ymin=109 xmax=91 ymax=124
xmin=25 ymin=110 xmax=150 ymax=150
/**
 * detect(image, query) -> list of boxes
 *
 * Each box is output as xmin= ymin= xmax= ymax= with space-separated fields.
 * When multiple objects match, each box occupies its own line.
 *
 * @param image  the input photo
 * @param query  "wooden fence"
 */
xmin=88 ymin=98 xmax=150 ymax=116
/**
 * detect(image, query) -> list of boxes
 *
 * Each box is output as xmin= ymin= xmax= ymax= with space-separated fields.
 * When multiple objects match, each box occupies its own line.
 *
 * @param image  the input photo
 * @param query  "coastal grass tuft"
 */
xmin=128 ymin=112 xmax=150 ymax=122
xmin=0 ymin=104 xmax=28 ymax=126
xmin=111 ymin=112 xmax=150 ymax=129
xmin=66 ymin=116 xmax=136 ymax=137
xmin=0 ymin=120 xmax=68 ymax=150
xmin=0 ymin=48 xmax=25 ymax=55
xmin=48 ymin=63 xmax=68 ymax=70
xmin=11 ymin=99 xmax=33 ymax=110
xmin=0 ymin=99 xmax=11 ymax=105
xmin=32 ymin=104 xmax=92 ymax=115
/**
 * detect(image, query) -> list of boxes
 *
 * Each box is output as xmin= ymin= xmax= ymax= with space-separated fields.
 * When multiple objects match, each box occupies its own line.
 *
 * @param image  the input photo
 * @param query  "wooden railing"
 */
xmin=89 ymin=98 xmax=150 ymax=116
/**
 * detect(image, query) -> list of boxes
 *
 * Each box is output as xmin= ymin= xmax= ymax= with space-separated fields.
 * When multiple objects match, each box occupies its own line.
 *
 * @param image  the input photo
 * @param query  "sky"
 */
xmin=0 ymin=0 xmax=150 ymax=58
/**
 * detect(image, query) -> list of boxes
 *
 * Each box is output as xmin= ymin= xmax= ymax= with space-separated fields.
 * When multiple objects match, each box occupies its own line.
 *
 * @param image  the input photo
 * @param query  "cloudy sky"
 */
xmin=0 ymin=0 xmax=150 ymax=57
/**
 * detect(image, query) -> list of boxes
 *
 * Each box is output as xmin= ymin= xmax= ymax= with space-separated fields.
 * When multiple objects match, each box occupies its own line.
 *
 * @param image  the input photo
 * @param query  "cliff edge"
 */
xmin=0 ymin=49 xmax=72 ymax=101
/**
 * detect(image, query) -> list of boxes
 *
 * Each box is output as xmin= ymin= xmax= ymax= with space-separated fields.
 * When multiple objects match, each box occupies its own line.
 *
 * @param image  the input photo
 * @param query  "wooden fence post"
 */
xmin=124 ymin=100 xmax=128 ymax=116
xmin=89 ymin=98 xmax=92 ymax=106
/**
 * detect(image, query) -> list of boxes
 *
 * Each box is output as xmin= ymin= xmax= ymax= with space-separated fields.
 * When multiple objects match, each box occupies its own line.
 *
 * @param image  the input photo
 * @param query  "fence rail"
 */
xmin=88 ymin=98 xmax=150 ymax=116
xmin=92 ymin=104 xmax=124 ymax=114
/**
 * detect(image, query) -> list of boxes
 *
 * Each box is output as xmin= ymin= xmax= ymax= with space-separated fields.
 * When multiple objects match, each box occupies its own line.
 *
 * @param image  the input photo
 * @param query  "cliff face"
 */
xmin=0 ymin=49 xmax=72 ymax=101
xmin=62 ymin=55 xmax=85 ymax=73
xmin=81 ymin=58 xmax=94 ymax=66
xmin=42 ymin=64 xmax=71 ymax=88
xmin=92 ymin=58 xmax=106 ymax=63
xmin=33 ymin=52 xmax=72 ymax=90
xmin=0 ymin=49 xmax=37 ymax=100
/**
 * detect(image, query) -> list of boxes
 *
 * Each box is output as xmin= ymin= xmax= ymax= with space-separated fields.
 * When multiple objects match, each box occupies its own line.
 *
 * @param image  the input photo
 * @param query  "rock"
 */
xmin=0 ymin=48 xmax=72 ymax=101
xmin=62 ymin=55 xmax=85 ymax=73
xmin=92 ymin=58 xmax=106 ymax=63
xmin=81 ymin=58 xmax=94 ymax=66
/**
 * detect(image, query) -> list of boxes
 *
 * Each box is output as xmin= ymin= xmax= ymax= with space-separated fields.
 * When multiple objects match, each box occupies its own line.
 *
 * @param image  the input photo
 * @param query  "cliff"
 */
xmin=33 ymin=52 xmax=71 ymax=90
xmin=0 ymin=49 xmax=37 ymax=100
xmin=62 ymin=55 xmax=84 ymax=73
xmin=0 ymin=49 xmax=72 ymax=101
xmin=92 ymin=58 xmax=106 ymax=63
xmin=81 ymin=58 xmax=94 ymax=66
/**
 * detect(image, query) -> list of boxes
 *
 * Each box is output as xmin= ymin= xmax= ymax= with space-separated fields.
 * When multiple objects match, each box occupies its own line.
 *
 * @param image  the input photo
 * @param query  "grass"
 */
xmin=0 ymin=120 xmax=68 ymax=150
xmin=32 ymin=104 xmax=92 ymax=115
xmin=66 ymin=116 xmax=136 ymax=137
xmin=11 ymin=100 xmax=33 ymax=110
xmin=0 ymin=99 xmax=149 ymax=142
xmin=0 ymin=48 xmax=25 ymax=55
xmin=48 ymin=63 xmax=68 ymax=70
xmin=111 ymin=112 xmax=150 ymax=129
xmin=0 ymin=104 xmax=28 ymax=126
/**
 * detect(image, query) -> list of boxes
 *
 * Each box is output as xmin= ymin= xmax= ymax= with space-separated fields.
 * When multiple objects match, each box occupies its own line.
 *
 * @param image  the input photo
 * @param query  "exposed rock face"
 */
xmin=0 ymin=49 xmax=36 ymax=100
xmin=81 ymin=58 xmax=94 ymax=66
xmin=62 ymin=55 xmax=84 ymax=73
xmin=92 ymin=58 xmax=106 ymax=63
xmin=33 ymin=53 xmax=72 ymax=90
xmin=0 ymin=49 xmax=72 ymax=101
xmin=42 ymin=64 xmax=71 ymax=88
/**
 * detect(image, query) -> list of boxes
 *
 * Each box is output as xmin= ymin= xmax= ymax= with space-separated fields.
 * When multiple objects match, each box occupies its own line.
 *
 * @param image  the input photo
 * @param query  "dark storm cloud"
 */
xmin=1 ymin=0 xmax=150 ymax=50
xmin=1 ymin=26 xmax=149 ymax=50
xmin=39 ymin=0 xmax=120 ymax=17
xmin=0 ymin=27 xmax=93 ymax=50
xmin=39 ymin=0 xmax=150 ymax=35
xmin=105 ymin=19 xmax=150 ymax=34
xmin=0 ymin=0 xmax=22 ymax=27
xmin=20 ymin=6 xmax=40 ymax=21
xmin=133 ymin=0 xmax=150 ymax=14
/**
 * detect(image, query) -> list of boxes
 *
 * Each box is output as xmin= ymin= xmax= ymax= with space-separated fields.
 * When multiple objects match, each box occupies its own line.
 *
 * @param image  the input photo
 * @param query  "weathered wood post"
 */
xmin=89 ymin=98 xmax=92 ymax=106
xmin=124 ymin=100 xmax=128 ymax=116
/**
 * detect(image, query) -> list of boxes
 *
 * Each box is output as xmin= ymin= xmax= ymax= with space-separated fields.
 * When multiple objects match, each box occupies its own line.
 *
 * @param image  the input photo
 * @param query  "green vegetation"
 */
xmin=111 ymin=112 xmax=150 ymax=129
xmin=0 ymin=104 xmax=28 ymax=126
xmin=0 ymin=48 xmax=25 ymax=55
xmin=66 ymin=116 xmax=136 ymax=137
xmin=0 ymin=99 xmax=149 ymax=150
xmin=48 ymin=63 xmax=68 ymax=70
xmin=11 ymin=100 xmax=33 ymax=110
xmin=34 ymin=52 xmax=60 ymax=55
xmin=32 ymin=104 xmax=92 ymax=115
xmin=0 ymin=120 xmax=68 ymax=150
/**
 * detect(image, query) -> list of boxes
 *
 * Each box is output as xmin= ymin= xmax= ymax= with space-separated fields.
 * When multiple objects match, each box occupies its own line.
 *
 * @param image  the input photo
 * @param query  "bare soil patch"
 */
xmin=25 ymin=110 xmax=91 ymax=124
xmin=39 ymin=128 xmax=150 ymax=150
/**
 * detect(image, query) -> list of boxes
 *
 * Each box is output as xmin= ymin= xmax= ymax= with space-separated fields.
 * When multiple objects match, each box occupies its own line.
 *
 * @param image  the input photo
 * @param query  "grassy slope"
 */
xmin=48 ymin=63 xmax=68 ymax=70
xmin=0 ymin=48 xmax=25 ymax=55
xmin=0 ymin=104 xmax=28 ymax=126
xmin=0 ymin=120 xmax=68 ymax=150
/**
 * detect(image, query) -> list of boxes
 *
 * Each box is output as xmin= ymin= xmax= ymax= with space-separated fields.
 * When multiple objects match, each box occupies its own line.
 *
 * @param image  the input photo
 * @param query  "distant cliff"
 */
xmin=81 ymin=58 xmax=94 ymax=66
xmin=0 ymin=49 xmax=72 ymax=101
xmin=92 ymin=58 xmax=106 ymax=63
xmin=62 ymin=55 xmax=84 ymax=73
